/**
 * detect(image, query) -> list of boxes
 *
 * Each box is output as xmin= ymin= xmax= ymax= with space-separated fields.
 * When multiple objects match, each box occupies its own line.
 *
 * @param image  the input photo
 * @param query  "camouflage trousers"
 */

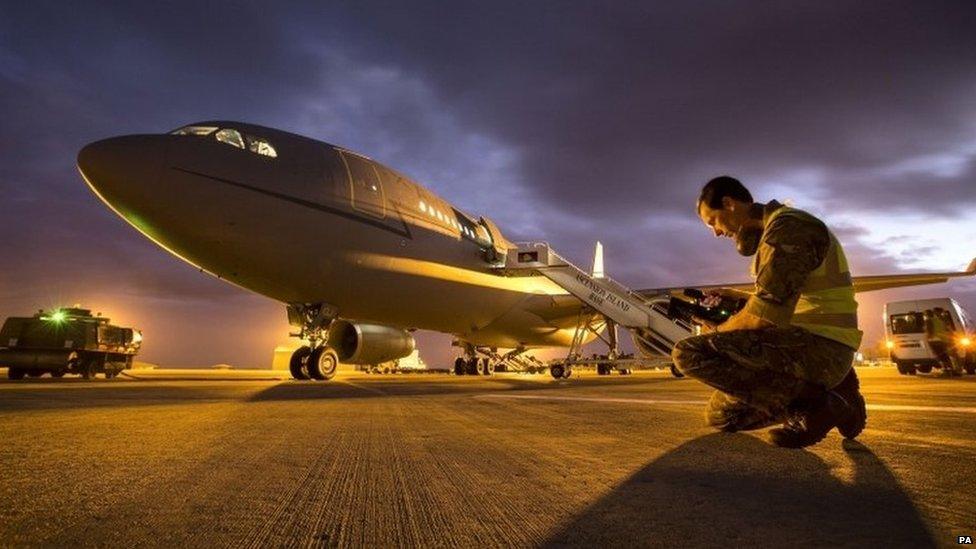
xmin=671 ymin=327 xmax=855 ymax=432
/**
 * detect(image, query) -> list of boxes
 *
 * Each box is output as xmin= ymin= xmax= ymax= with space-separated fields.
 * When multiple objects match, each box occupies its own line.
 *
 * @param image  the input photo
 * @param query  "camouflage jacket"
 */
xmin=740 ymin=200 xmax=831 ymax=326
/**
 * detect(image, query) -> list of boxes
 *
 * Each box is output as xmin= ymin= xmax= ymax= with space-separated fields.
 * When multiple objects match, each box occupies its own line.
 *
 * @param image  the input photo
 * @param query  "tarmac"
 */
xmin=1 ymin=366 xmax=973 ymax=548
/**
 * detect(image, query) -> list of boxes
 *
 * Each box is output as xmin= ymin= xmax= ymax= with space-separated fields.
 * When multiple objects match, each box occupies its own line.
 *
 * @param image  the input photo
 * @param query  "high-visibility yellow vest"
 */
xmin=751 ymin=206 xmax=863 ymax=350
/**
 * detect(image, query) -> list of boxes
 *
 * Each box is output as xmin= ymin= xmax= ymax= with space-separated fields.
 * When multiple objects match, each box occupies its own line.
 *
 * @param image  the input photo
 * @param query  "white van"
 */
xmin=884 ymin=298 xmax=974 ymax=375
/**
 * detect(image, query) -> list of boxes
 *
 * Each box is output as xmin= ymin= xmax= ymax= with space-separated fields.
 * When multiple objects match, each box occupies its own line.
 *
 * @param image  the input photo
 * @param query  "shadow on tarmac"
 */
xmin=544 ymin=433 xmax=934 ymax=548
xmin=0 ymin=375 xmax=681 ymax=411
xmin=246 ymin=375 xmax=678 ymax=402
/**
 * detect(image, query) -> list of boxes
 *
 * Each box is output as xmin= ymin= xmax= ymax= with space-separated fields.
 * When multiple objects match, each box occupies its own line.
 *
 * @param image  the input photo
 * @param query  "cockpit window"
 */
xmin=246 ymin=135 xmax=277 ymax=158
xmin=170 ymin=125 xmax=217 ymax=136
xmin=215 ymin=128 xmax=245 ymax=149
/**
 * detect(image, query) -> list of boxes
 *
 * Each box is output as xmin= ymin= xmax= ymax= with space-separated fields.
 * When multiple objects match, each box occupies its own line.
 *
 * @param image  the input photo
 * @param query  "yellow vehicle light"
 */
xmin=885 ymin=340 xmax=894 ymax=349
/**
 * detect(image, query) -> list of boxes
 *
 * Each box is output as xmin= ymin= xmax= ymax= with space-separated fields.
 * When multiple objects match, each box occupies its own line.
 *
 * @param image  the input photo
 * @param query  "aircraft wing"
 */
xmin=635 ymin=257 xmax=976 ymax=298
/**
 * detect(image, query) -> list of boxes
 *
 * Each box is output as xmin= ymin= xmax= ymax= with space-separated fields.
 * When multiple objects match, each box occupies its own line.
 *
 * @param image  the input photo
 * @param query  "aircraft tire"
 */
xmin=549 ymin=364 xmax=565 ymax=379
xmin=466 ymin=357 xmax=479 ymax=376
xmin=8 ymin=367 xmax=26 ymax=380
xmin=454 ymin=357 xmax=466 ymax=376
xmin=669 ymin=364 xmax=685 ymax=378
xmin=289 ymin=346 xmax=312 ymax=380
xmin=307 ymin=347 xmax=338 ymax=381
xmin=481 ymin=359 xmax=495 ymax=376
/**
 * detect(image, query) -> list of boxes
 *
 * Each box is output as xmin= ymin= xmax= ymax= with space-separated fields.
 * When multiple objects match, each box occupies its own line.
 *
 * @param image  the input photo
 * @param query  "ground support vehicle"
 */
xmin=1 ymin=307 xmax=142 ymax=380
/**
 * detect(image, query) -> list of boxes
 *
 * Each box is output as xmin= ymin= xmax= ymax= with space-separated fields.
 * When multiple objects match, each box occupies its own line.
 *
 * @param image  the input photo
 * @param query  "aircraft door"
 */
xmin=338 ymin=150 xmax=386 ymax=219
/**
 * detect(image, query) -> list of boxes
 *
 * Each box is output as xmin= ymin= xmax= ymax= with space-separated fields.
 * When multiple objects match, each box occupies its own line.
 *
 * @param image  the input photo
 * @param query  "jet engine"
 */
xmin=327 ymin=320 xmax=415 ymax=364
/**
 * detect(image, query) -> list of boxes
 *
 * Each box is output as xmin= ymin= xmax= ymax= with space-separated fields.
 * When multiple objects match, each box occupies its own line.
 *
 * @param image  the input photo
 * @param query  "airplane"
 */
xmin=76 ymin=121 xmax=976 ymax=381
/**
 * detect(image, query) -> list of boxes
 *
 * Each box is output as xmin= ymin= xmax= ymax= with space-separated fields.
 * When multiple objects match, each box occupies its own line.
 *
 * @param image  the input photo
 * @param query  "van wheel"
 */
xmin=8 ymin=367 xmax=26 ymax=380
xmin=916 ymin=364 xmax=932 ymax=374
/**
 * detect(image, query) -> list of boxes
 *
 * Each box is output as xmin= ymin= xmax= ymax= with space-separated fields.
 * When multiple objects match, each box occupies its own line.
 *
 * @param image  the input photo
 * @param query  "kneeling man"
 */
xmin=672 ymin=176 xmax=866 ymax=448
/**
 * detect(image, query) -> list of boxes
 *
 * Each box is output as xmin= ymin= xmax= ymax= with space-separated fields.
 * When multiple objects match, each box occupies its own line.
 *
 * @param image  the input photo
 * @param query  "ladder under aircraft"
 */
xmin=496 ymin=242 xmax=696 ymax=365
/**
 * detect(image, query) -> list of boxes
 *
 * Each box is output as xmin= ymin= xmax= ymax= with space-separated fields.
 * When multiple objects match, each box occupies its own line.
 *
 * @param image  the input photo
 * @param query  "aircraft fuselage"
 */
xmin=78 ymin=121 xmax=591 ymax=349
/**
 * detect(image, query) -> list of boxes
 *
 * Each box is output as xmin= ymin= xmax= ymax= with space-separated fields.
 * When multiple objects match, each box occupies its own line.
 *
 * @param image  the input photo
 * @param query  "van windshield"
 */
xmin=890 ymin=313 xmax=924 ymax=334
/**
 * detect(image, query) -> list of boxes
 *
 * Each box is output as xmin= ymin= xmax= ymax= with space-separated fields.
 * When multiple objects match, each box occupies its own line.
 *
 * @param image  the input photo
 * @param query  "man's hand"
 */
xmin=692 ymin=315 xmax=719 ymax=334
xmin=716 ymin=309 xmax=774 ymax=332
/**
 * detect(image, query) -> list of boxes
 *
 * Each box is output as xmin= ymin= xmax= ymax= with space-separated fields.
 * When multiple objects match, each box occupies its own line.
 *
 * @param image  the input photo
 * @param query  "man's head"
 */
xmin=697 ymin=176 xmax=754 ymax=239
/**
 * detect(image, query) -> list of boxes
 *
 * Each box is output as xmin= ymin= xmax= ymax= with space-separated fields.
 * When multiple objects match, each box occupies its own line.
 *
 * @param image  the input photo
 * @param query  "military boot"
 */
xmin=832 ymin=368 xmax=866 ymax=439
xmin=769 ymin=391 xmax=854 ymax=449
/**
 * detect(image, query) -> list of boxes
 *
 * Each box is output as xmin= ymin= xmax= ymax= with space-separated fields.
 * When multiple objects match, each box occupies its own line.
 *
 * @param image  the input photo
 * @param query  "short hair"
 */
xmin=698 ymin=176 xmax=753 ymax=211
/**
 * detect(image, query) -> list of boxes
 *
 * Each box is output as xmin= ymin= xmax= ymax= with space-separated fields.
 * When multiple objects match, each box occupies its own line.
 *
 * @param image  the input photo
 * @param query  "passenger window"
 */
xmin=246 ymin=135 xmax=278 ymax=158
xmin=215 ymin=128 xmax=245 ymax=149
xmin=170 ymin=125 xmax=217 ymax=136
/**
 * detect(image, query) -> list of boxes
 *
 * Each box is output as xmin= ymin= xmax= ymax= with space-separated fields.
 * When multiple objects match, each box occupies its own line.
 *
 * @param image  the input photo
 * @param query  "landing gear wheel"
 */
xmin=289 ymin=346 xmax=312 ymax=380
xmin=307 ymin=347 xmax=339 ymax=381
xmin=669 ymin=364 xmax=685 ymax=378
xmin=481 ymin=359 xmax=495 ymax=376
xmin=466 ymin=357 xmax=480 ymax=376
xmin=454 ymin=357 xmax=466 ymax=376
xmin=8 ymin=367 xmax=25 ymax=380
xmin=550 ymin=364 xmax=565 ymax=379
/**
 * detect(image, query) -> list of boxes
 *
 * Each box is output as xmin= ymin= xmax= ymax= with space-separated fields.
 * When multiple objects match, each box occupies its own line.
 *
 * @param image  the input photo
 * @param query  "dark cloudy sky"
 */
xmin=2 ymin=1 xmax=975 ymax=367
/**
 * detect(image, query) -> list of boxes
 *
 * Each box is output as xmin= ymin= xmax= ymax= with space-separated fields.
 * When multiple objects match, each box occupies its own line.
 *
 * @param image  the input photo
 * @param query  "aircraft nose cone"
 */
xmin=78 ymin=135 xmax=166 ymax=214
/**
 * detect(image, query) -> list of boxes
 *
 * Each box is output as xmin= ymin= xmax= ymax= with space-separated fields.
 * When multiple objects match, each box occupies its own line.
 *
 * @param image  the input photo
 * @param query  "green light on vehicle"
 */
xmin=49 ymin=310 xmax=67 ymax=323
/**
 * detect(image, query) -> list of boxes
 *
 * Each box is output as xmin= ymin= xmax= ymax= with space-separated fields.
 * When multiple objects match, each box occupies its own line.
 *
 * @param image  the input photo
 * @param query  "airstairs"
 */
xmin=495 ymin=242 xmax=695 ymax=378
